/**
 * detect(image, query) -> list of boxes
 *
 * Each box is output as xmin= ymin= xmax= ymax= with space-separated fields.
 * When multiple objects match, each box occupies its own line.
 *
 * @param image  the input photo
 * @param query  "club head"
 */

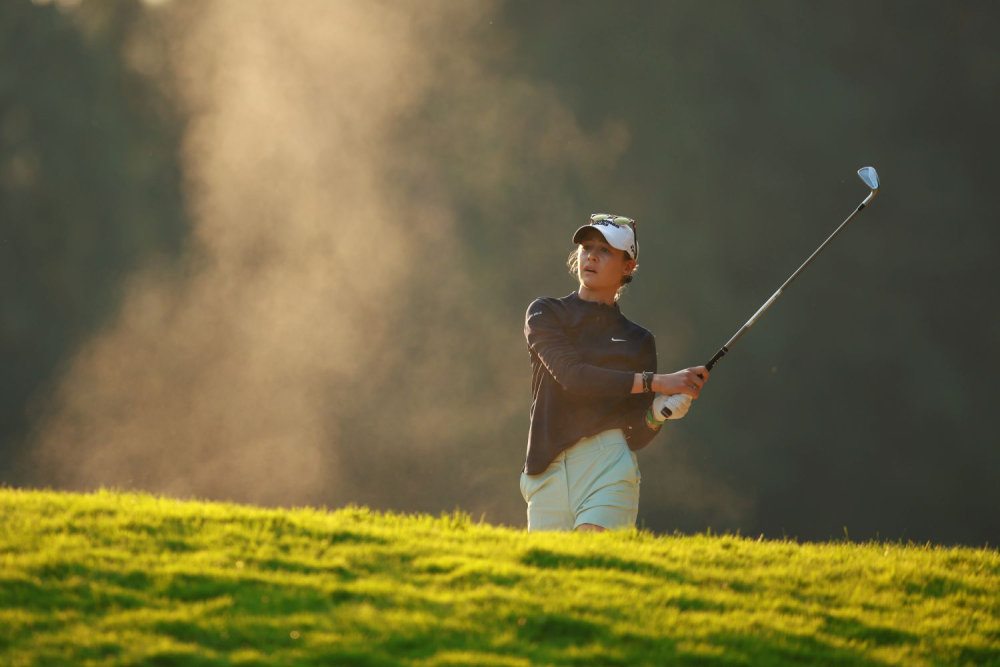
xmin=858 ymin=166 xmax=879 ymax=193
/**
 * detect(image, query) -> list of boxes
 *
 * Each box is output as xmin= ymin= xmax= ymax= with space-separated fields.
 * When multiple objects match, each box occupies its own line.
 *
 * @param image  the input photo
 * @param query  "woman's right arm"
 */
xmin=631 ymin=367 xmax=710 ymax=399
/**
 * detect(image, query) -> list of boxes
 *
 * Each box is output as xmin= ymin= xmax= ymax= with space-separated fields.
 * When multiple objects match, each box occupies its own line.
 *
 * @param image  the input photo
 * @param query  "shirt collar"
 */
xmin=568 ymin=291 xmax=621 ymax=313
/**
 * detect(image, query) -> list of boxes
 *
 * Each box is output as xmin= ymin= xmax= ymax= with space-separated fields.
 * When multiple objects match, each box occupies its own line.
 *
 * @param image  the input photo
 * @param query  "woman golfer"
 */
xmin=520 ymin=214 xmax=710 ymax=532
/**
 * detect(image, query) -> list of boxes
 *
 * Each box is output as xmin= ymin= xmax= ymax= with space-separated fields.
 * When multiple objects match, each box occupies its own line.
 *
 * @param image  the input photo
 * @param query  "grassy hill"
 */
xmin=1 ymin=488 xmax=998 ymax=666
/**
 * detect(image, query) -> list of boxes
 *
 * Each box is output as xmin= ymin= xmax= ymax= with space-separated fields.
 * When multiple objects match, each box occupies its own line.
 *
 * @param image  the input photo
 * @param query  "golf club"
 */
xmin=660 ymin=166 xmax=880 ymax=416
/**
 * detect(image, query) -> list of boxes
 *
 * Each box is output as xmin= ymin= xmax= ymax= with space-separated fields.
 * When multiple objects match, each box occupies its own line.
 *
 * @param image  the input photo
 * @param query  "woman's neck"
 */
xmin=577 ymin=285 xmax=616 ymax=307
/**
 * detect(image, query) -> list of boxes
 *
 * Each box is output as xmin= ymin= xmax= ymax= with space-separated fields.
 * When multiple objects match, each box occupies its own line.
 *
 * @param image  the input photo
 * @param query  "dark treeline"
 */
xmin=1 ymin=0 xmax=997 ymax=545
xmin=1 ymin=1 xmax=187 ymax=478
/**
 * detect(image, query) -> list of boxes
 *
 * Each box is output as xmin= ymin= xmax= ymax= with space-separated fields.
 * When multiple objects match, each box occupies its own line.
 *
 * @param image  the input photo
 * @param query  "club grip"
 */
xmin=704 ymin=346 xmax=729 ymax=375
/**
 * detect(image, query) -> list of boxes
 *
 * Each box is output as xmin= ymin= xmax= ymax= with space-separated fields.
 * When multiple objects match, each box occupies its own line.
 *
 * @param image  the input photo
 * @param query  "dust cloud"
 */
xmin=26 ymin=0 xmax=636 ymax=523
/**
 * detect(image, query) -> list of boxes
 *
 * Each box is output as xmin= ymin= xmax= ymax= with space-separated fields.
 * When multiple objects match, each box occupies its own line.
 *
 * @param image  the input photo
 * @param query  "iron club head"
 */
xmin=858 ymin=166 xmax=879 ymax=194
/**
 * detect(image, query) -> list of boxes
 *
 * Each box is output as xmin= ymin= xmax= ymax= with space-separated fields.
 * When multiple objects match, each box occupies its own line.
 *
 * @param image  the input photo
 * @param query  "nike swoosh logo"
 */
xmin=611 ymin=338 xmax=627 ymax=342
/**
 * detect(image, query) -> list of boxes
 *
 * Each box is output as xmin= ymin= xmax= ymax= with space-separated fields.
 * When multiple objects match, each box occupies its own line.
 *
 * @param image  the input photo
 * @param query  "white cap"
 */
xmin=572 ymin=214 xmax=638 ymax=260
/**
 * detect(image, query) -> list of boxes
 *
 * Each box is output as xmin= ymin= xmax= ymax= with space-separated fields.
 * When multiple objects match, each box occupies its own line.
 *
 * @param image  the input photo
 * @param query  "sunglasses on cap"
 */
xmin=589 ymin=213 xmax=638 ymax=257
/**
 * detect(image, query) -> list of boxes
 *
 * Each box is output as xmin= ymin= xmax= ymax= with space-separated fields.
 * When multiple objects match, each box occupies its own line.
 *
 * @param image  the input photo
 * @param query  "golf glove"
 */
xmin=653 ymin=393 xmax=691 ymax=421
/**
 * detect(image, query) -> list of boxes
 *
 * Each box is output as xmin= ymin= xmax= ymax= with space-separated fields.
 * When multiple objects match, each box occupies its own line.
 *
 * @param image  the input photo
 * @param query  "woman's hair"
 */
xmin=566 ymin=247 xmax=637 ymax=301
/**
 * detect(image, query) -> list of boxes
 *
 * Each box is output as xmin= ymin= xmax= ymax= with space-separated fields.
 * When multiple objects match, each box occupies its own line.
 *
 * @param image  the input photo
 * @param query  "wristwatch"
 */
xmin=642 ymin=371 xmax=654 ymax=393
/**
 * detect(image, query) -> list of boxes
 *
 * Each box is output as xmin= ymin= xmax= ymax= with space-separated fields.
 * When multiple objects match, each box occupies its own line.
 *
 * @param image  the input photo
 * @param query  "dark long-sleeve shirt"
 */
xmin=522 ymin=291 xmax=659 ymax=475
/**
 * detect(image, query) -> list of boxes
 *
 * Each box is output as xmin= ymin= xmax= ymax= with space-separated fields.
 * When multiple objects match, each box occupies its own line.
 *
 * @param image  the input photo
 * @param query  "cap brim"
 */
xmin=572 ymin=224 xmax=635 ymax=259
xmin=572 ymin=225 xmax=597 ymax=246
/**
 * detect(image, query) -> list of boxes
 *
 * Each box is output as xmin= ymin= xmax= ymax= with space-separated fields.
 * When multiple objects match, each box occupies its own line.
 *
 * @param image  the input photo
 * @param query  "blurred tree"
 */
xmin=0 ymin=0 xmax=189 ymax=482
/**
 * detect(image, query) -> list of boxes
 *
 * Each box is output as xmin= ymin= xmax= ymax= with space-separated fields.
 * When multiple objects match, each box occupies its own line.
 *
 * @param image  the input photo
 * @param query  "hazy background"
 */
xmin=3 ymin=0 xmax=997 ymax=546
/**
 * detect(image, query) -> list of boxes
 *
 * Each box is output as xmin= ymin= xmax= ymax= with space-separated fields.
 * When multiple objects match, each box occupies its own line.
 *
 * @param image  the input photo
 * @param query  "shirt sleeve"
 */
xmin=525 ymin=300 xmax=636 ymax=396
xmin=623 ymin=331 xmax=661 ymax=452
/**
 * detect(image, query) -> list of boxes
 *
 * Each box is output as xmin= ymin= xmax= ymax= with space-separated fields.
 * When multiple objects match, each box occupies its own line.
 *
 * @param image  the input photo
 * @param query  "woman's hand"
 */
xmin=653 ymin=366 xmax=709 ymax=398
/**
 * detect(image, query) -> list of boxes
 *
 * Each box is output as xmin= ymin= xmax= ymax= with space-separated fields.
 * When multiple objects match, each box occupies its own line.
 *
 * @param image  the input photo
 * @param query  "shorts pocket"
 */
xmin=629 ymin=450 xmax=641 ymax=485
xmin=521 ymin=464 xmax=561 ymax=503
xmin=608 ymin=446 xmax=638 ymax=486
xmin=521 ymin=471 xmax=544 ymax=502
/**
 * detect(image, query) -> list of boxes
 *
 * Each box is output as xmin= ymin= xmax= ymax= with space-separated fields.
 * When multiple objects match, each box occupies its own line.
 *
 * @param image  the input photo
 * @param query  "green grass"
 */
xmin=1 ymin=488 xmax=998 ymax=666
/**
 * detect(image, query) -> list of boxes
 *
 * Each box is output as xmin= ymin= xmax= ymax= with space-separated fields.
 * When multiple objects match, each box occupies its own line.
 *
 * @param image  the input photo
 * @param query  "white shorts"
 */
xmin=520 ymin=428 xmax=640 ymax=532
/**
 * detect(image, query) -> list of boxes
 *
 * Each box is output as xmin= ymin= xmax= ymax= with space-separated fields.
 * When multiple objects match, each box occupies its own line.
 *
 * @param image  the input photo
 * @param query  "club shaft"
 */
xmin=704 ymin=191 xmax=874 ymax=372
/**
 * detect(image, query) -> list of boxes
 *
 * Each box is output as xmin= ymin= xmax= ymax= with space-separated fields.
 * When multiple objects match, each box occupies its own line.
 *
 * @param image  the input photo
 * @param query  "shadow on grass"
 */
xmin=904 ymin=574 xmax=982 ymax=598
xmin=0 ymin=573 xmax=146 ymax=613
xmin=694 ymin=630 xmax=885 ymax=666
xmin=515 ymin=610 xmax=607 ymax=647
xmin=303 ymin=649 xmax=398 ymax=666
xmin=252 ymin=558 xmax=358 ymax=579
xmin=512 ymin=622 xmax=857 ymax=666
xmin=506 ymin=617 xmax=892 ymax=665
xmin=153 ymin=619 xmax=318 ymax=654
xmin=822 ymin=615 xmax=918 ymax=647
xmin=160 ymin=573 xmax=377 ymax=613
xmin=33 ymin=561 xmax=154 ymax=589
xmin=520 ymin=548 xmax=687 ymax=582
xmin=957 ymin=644 xmax=1000 ymax=664
xmin=667 ymin=596 xmax=727 ymax=613
xmin=440 ymin=566 xmax=523 ymax=588
xmin=131 ymin=652 xmax=231 ymax=666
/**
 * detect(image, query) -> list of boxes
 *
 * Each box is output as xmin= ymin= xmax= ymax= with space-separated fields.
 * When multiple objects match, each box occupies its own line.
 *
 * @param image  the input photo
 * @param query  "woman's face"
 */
xmin=577 ymin=229 xmax=635 ymax=292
